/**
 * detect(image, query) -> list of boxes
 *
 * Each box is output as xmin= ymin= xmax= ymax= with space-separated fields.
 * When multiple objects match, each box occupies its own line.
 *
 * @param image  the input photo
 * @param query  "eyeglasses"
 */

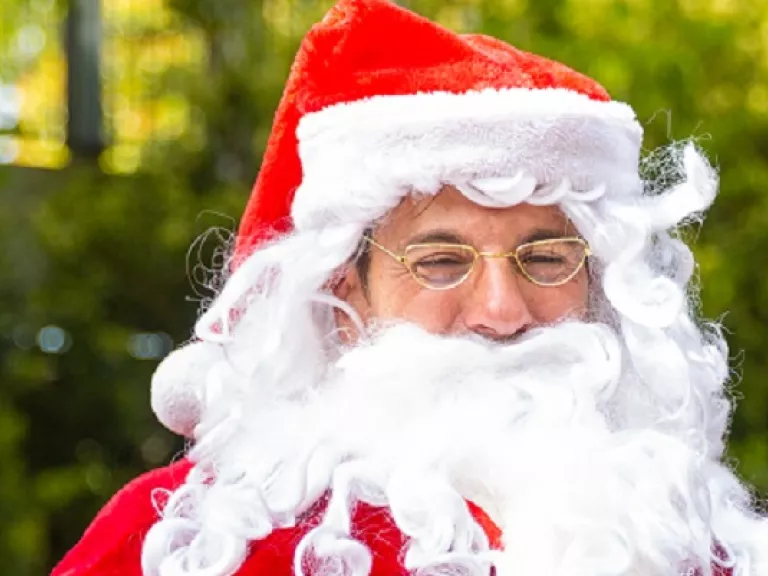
xmin=363 ymin=235 xmax=590 ymax=291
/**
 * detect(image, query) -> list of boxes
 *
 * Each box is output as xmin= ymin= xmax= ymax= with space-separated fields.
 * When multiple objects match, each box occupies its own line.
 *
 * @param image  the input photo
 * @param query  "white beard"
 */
xmin=144 ymin=144 xmax=768 ymax=576
xmin=200 ymin=320 xmax=727 ymax=576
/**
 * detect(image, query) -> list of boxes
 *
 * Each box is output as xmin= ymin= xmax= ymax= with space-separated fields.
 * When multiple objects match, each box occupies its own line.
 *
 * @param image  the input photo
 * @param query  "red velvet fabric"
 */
xmin=51 ymin=460 xmax=485 ymax=576
xmin=235 ymin=0 xmax=612 ymax=258
xmin=52 ymin=459 xmax=735 ymax=576
xmin=52 ymin=460 xmax=193 ymax=576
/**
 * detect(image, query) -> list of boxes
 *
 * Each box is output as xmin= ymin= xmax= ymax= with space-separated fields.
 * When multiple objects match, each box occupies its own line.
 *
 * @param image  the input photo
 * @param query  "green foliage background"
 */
xmin=1 ymin=0 xmax=767 ymax=573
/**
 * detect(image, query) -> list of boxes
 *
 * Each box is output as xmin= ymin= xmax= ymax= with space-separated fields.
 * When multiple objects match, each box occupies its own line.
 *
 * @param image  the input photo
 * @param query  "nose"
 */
xmin=460 ymin=258 xmax=534 ymax=341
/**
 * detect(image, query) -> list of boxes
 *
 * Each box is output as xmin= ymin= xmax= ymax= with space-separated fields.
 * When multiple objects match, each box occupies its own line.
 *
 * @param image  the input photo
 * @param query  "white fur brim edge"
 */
xmin=298 ymin=87 xmax=640 ymax=137
xmin=291 ymin=88 xmax=644 ymax=230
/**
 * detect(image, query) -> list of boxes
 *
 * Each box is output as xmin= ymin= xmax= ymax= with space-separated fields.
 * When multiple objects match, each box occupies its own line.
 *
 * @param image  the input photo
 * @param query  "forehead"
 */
xmin=375 ymin=185 xmax=575 ymax=247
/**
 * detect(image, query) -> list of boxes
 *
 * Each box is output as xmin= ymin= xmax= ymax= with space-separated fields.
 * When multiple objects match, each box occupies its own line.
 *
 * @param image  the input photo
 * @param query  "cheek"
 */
xmin=369 ymin=279 xmax=463 ymax=333
xmin=524 ymin=274 xmax=590 ymax=322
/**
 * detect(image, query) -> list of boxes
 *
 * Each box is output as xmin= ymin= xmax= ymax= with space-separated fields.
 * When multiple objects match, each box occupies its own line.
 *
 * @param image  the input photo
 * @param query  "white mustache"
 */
xmin=288 ymin=320 xmax=628 ymax=470
xmin=337 ymin=320 xmax=623 ymax=398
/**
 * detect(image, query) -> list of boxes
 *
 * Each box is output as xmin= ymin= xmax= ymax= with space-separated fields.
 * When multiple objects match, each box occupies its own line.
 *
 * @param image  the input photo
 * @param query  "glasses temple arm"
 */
xmin=364 ymin=236 xmax=407 ymax=264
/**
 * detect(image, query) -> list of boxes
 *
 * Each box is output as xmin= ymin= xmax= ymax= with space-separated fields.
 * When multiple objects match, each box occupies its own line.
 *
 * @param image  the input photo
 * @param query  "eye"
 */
xmin=519 ymin=251 xmax=567 ymax=265
xmin=515 ymin=239 xmax=588 ymax=285
xmin=406 ymin=245 xmax=475 ymax=266
xmin=417 ymin=252 xmax=472 ymax=267
xmin=405 ymin=244 xmax=476 ymax=288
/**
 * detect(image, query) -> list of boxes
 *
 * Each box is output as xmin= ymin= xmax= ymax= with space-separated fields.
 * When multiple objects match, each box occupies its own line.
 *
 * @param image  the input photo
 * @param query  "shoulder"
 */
xmin=51 ymin=459 xmax=193 ymax=576
xmin=51 ymin=461 xmax=410 ymax=576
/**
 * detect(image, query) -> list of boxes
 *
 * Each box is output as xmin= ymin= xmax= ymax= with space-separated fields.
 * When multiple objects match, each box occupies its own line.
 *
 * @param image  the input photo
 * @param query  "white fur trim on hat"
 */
xmin=291 ymin=87 xmax=643 ymax=229
xmin=151 ymin=341 xmax=223 ymax=437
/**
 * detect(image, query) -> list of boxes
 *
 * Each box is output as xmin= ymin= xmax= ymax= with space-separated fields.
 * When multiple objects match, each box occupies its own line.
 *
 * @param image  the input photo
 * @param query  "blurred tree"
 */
xmin=0 ymin=0 xmax=69 ymax=168
xmin=0 ymin=0 xmax=767 ymax=574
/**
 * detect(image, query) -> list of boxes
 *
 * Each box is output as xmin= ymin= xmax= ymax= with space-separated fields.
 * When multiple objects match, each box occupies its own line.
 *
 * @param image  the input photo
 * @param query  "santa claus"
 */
xmin=53 ymin=0 xmax=768 ymax=575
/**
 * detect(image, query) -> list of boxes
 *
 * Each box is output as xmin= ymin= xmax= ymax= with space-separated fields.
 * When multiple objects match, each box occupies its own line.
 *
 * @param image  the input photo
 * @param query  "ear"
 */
xmin=332 ymin=265 xmax=371 ymax=344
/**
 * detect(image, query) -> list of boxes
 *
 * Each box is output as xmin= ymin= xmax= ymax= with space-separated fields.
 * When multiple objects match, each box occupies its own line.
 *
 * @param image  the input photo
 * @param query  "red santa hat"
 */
xmin=235 ymin=0 xmax=641 ymax=258
xmin=152 ymin=0 xmax=643 ymax=437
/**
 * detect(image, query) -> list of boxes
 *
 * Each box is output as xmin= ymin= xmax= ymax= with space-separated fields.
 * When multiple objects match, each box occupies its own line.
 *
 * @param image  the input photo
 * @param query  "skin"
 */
xmin=334 ymin=185 xmax=589 ymax=342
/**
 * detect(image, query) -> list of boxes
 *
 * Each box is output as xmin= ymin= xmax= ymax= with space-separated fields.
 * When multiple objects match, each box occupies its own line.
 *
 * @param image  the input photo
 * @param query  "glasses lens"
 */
xmin=516 ymin=239 xmax=586 ymax=285
xmin=405 ymin=244 xmax=475 ymax=288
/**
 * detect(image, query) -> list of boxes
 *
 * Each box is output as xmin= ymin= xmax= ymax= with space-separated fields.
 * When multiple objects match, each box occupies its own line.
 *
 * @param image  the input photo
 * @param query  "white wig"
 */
xmin=142 ymin=143 xmax=768 ymax=576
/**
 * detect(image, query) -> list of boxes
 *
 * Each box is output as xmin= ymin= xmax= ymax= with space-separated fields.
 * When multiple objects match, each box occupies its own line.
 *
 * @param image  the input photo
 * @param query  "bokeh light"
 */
xmin=36 ymin=325 xmax=72 ymax=354
xmin=12 ymin=324 xmax=36 ymax=350
xmin=127 ymin=332 xmax=173 ymax=360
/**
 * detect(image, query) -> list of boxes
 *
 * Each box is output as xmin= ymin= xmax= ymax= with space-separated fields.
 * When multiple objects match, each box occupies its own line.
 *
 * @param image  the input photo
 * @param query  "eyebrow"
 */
xmin=520 ymin=228 xmax=572 ymax=243
xmin=405 ymin=230 xmax=466 ymax=246
xmin=403 ymin=227 xmax=572 ymax=247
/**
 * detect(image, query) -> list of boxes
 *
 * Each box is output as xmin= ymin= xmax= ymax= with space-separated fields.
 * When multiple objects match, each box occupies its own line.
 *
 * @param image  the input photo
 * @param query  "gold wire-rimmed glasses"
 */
xmin=363 ymin=235 xmax=591 ymax=291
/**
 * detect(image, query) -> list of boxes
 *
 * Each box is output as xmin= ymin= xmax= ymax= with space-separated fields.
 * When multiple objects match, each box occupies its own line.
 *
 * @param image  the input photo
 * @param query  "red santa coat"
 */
xmin=51 ymin=459 xmax=503 ymax=576
xmin=52 ymin=460 xmax=731 ymax=576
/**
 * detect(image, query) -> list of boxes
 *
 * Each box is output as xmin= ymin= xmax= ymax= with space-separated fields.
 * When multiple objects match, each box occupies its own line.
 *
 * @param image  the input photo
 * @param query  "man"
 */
xmin=53 ymin=0 xmax=768 ymax=574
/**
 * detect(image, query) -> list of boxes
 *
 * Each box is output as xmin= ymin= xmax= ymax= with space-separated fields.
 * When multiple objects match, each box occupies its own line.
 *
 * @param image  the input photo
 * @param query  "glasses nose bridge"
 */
xmin=473 ymin=249 xmax=521 ymax=283
xmin=477 ymin=249 xmax=515 ymax=260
